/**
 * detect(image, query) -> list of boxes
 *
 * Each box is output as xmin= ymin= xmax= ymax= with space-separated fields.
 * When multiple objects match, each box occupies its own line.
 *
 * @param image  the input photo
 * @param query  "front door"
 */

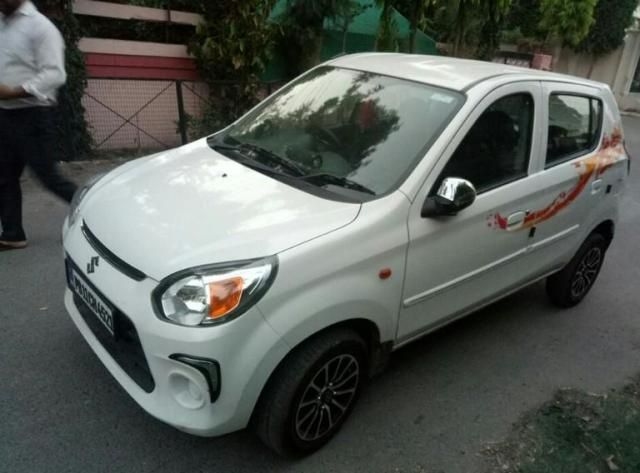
xmin=397 ymin=82 xmax=547 ymax=342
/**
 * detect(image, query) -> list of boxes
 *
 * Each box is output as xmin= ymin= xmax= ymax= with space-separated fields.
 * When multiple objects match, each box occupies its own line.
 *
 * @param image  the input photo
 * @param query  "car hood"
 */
xmin=81 ymin=139 xmax=361 ymax=280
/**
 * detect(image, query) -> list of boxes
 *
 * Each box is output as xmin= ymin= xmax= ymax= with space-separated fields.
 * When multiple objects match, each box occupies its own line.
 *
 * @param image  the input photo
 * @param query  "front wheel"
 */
xmin=252 ymin=328 xmax=367 ymax=457
xmin=546 ymin=232 xmax=608 ymax=308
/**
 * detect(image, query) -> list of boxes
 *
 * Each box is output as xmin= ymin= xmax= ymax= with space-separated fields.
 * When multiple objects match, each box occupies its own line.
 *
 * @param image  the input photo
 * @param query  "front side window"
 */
xmin=546 ymin=94 xmax=602 ymax=167
xmin=209 ymin=66 xmax=464 ymax=200
xmin=434 ymin=93 xmax=534 ymax=194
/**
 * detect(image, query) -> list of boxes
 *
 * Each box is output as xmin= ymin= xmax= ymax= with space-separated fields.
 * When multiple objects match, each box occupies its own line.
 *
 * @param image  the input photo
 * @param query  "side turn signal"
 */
xmin=207 ymin=277 xmax=244 ymax=319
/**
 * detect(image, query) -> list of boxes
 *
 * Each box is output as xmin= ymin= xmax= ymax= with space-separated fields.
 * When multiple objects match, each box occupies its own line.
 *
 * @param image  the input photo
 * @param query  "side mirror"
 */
xmin=421 ymin=177 xmax=477 ymax=217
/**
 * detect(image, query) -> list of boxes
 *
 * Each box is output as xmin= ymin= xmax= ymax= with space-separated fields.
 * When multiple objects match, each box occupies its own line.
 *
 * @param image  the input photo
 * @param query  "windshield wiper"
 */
xmin=209 ymin=139 xmax=306 ymax=177
xmin=208 ymin=140 xmax=238 ymax=152
xmin=300 ymin=173 xmax=376 ymax=196
xmin=209 ymin=141 xmax=290 ymax=177
xmin=239 ymin=143 xmax=307 ymax=177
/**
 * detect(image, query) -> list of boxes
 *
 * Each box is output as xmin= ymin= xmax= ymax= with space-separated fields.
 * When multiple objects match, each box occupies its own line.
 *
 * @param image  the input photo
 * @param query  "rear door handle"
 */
xmin=592 ymin=179 xmax=603 ymax=194
xmin=506 ymin=211 xmax=527 ymax=230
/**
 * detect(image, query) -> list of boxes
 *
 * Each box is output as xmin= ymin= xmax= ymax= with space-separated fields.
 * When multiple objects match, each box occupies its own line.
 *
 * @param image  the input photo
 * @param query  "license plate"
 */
xmin=67 ymin=261 xmax=115 ymax=335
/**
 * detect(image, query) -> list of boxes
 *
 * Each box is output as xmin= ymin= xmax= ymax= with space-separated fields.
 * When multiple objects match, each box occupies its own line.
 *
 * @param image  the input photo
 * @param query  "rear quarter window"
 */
xmin=546 ymin=94 xmax=603 ymax=168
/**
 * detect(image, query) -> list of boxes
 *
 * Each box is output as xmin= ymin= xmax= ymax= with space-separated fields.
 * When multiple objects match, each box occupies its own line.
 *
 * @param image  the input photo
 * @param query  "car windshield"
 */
xmin=210 ymin=66 xmax=464 ymax=199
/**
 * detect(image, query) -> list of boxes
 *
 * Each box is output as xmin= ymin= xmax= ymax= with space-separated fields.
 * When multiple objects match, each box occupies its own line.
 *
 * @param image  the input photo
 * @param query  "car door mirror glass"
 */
xmin=422 ymin=177 xmax=477 ymax=217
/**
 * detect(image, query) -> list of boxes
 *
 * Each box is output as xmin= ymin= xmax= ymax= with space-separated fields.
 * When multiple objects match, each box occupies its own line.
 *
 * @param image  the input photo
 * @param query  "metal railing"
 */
xmin=81 ymin=78 xmax=281 ymax=156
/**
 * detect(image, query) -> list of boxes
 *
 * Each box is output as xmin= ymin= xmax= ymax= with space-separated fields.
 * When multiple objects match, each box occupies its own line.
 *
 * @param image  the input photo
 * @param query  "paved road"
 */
xmin=2 ymin=117 xmax=640 ymax=473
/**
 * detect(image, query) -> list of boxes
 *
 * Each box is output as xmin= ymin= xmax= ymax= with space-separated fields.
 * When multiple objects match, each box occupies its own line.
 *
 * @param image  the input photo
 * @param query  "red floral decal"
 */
xmin=488 ymin=128 xmax=626 ymax=231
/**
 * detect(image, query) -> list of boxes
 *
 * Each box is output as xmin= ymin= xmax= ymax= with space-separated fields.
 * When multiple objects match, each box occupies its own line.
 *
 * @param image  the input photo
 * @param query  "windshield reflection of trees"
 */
xmin=231 ymin=69 xmax=400 ymax=176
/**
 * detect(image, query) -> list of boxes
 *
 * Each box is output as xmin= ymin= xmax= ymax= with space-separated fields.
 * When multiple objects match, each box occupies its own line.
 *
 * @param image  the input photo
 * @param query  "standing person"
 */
xmin=0 ymin=0 xmax=77 ymax=251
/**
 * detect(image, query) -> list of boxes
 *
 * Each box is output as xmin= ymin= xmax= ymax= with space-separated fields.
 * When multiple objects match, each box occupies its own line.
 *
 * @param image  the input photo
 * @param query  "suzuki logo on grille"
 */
xmin=87 ymin=256 xmax=100 ymax=274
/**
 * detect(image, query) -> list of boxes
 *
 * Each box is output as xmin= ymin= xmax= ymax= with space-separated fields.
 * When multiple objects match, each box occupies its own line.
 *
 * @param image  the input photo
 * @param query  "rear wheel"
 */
xmin=252 ymin=328 xmax=367 ymax=457
xmin=546 ymin=232 xmax=608 ymax=308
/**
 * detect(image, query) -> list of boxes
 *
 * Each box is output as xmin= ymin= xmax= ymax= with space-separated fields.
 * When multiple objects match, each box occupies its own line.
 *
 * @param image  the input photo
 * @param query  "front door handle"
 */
xmin=506 ymin=211 xmax=527 ymax=230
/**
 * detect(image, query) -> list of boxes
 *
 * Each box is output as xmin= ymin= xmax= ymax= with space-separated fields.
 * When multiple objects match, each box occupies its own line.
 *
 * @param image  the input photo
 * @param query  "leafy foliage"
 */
xmin=504 ymin=0 xmax=543 ymax=39
xmin=450 ymin=0 xmax=486 ymax=56
xmin=391 ymin=0 xmax=513 ymax=57
xmin=280 ymin=0 xmax=357 ymax=75
xmin=390 ymin=0 xmax=439 ymax=51
xmin=418 ymin=0 xmax=460 ymax=43
xmin=407 ymin=0 xmax=435 ymax=53
xmin=127 ymin=0 xmax=198 ymax=10
xmin=475 ymin=0 xmax=512 ymax=59
xmin=375 ymin=0 xmax=401 ymax=51
xmin=539 ymin=0 xmax=598 ymax=47
xmin=34 ymin=0 xmax=92 ymax=160
xmin=187 ymin=1 xmax=278 ymax=134
xmin=76 ymin=15 xmax=194 ymax=44
xmin=575 ymin=0 xmax=637 ymax=56
xmin=334 ymin=1 xmax=372 ymax=53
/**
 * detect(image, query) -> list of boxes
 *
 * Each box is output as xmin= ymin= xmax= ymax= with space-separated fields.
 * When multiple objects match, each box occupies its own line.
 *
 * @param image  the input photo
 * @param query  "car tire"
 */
xmin=252 ymin=328 xmax=368 ymax=457
xmin=546 ymin=232 xmax=608 ymax=308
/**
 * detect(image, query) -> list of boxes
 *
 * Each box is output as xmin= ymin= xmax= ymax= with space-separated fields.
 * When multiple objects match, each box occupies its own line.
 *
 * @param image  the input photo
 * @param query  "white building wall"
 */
xmin=553 ymin=29 xmax=640 ymax=112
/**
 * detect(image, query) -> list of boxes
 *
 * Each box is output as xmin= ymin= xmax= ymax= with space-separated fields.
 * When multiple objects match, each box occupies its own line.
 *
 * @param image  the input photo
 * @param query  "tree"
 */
xmin=578 ymin=0 xmax=636 ymax=55
xmin=420 ymin=0 xmax=460 ymax=43
xmin=128 ymin=0 xmax=196 ymax=9
xmin=504 ymin=0 xmax=542 ymax=39
xmin=335 ymin=1 xmax=371 ymax=53
xmin=451 ymin=0 xmax=478 ymax=56
xmin=392 ymin=0 xmax=438 ymax=53
xmin=403 ymin=0 xmax=485 ymax=57
xmin=475 ymin=0 xmax=512 ymax=59
xmin=281 ymin=0 xmax=353 ymax=74
xmin=375 ymin=0 xmax=395 ymax=51
xmin=575 ymin=0 xmax=637 ymax=76
xmin=538 ymin=0 xmax=598 ymax=48
xmin=407 ymin=0 xmax=429 ymax=52
xmin=188 ymin=1 xmax=278 ymax=134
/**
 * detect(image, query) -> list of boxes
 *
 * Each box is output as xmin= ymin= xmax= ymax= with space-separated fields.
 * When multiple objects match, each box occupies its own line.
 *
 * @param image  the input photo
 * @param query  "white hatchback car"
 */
xmin=63 ymin=54 xmax=629 ymax=456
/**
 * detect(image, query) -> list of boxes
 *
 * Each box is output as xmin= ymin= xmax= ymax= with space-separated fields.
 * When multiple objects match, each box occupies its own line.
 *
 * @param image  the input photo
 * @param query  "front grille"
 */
xmin=81 ymin=222 xmax=147 ymax=281
xmin=73 ymin=294 xmax=155 ymax=393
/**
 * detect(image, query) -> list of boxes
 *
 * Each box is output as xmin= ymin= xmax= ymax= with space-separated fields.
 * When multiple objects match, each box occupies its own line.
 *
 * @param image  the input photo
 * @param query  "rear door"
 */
xmin=523 ymin=83 xmax=607 ymax=272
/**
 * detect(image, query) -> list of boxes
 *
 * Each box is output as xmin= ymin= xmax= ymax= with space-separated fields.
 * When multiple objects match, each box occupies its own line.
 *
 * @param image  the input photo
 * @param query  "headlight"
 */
xmin=68 ymin=173 xmax=107 ymax=227
xmin=152 ymin=257 xmax=278 ymax=327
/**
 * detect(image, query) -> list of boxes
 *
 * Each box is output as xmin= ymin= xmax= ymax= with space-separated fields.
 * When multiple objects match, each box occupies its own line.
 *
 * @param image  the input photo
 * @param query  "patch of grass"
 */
xmin=484 ymin=378 xmax=640 ymax=472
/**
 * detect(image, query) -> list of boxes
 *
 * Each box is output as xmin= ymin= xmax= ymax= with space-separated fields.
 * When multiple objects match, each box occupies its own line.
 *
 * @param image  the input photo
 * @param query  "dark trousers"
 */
xmin=0 ymin=107 xmax=77 ymax=242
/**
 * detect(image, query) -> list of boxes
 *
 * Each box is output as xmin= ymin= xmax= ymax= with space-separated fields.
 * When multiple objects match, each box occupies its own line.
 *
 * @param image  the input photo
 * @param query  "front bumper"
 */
xmin=63 ymin=222 xmax=290 ymax=437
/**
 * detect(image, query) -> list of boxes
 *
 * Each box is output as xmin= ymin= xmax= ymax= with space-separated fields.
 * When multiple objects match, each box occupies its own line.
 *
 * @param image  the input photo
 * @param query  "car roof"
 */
xmin=327 ymin=53 xmax=606 ymax=92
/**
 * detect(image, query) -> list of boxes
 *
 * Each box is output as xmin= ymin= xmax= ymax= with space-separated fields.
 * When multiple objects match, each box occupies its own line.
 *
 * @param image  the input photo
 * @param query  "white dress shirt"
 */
xmin=0 ymin=1 xmax=67 ymax=109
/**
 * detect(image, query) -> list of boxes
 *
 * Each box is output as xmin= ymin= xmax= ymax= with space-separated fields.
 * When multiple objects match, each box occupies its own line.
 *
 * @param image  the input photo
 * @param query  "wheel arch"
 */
xmin=250 ymin=317 xmax=389 ymax=423
xmin=590 ymin=219 xmax=615 ymax=248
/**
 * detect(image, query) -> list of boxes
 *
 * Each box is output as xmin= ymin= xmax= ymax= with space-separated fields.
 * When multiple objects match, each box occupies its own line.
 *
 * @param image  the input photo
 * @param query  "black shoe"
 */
xmin=0 ymin=240 xmax=28 ymax=251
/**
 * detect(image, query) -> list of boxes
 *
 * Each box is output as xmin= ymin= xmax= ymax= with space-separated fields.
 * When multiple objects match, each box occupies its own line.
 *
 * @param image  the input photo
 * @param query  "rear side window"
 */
xmin=546 ymin=94 xmax=602 ymax=167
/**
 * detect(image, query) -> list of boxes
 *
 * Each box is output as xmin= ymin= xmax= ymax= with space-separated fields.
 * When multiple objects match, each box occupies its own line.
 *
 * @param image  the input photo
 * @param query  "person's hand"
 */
xmin=0 ymin=84 xmax=24 ymax=100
